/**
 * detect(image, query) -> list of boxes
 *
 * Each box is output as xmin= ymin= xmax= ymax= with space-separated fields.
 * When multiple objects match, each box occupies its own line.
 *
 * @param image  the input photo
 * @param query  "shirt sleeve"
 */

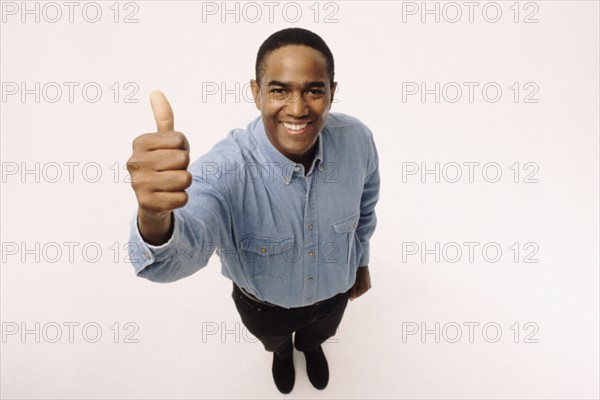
xmin=355 ymin=129 xmax=380 ymax=266
xmin=127 ymin=174 xmax=231 ymax=283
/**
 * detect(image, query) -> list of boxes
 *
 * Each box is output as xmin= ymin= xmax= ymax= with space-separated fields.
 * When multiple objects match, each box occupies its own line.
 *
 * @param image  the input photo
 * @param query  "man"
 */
xmin=126 ymin=28 xmax=380 ymax=394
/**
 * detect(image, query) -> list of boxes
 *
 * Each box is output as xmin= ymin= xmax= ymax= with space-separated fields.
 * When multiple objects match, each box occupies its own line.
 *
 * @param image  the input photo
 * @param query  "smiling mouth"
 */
xmin=281 ymin=121 xmax=311 ymax=134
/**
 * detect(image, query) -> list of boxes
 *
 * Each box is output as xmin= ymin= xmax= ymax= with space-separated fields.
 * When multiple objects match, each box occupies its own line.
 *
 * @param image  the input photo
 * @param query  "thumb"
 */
xmin=150 ymin=90 xmax=174 ymax=132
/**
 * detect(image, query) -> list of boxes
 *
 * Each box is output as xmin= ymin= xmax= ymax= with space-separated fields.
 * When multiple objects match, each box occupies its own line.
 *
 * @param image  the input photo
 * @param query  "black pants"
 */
xmin=232 ymin=282 xmax=350 ymax=359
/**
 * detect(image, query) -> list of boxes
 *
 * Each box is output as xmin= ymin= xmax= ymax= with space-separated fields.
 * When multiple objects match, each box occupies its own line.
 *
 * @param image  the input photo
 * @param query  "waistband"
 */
xmin=233 ymin=282 xmax=330 ymax=308
xmin=235 ymin=283 xmax=279 ymax=307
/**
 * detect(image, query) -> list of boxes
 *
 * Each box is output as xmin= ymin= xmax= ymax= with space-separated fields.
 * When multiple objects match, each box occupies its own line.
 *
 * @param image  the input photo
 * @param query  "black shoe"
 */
xmin=303 ymin=346 xmax=329 ymax=390
xmin=272 ymin=351 xmax=295 ymax=394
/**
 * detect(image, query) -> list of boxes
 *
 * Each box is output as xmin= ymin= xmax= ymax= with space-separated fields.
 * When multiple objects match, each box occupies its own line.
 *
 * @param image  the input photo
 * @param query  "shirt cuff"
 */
xmin=128 ymin=211 xmax=180 ymax=275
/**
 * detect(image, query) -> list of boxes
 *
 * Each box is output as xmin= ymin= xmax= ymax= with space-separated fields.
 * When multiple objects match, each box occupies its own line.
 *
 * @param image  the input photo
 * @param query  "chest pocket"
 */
xmin=239 ymin=235 xmax=296 ymax=278
xmin=333 ymin=212 xmax=360 ymax=269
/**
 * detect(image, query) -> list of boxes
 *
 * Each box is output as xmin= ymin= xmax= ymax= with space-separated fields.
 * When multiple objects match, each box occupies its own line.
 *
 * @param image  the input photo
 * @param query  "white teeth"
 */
xmin=282 ymin=122 xmax=308 ymax=131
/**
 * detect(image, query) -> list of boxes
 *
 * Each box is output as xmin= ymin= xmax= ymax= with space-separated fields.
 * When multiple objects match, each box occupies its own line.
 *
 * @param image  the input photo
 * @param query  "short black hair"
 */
xmin=255 ymin=28 xmax=335 ymax=85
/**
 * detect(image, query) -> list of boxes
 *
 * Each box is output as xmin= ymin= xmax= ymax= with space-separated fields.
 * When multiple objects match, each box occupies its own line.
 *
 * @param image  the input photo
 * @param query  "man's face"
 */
xmin=251 ymin=45 xmax=336 ymax=165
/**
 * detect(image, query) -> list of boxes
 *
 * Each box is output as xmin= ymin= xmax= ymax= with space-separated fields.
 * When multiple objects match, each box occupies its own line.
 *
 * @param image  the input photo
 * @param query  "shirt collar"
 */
xmin=251 ymin=116 xmax=324 ymax=185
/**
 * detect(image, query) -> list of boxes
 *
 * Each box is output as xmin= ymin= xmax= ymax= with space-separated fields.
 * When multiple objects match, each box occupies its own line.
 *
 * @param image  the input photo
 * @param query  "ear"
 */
xmin=250 ymin=79 xmax=261 ymax=111
xmin=329 ymin=82 xmax=338 ymax=106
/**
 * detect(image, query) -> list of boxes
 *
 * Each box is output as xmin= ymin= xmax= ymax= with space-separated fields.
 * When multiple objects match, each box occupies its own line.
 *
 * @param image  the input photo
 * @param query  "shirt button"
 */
xmin=306 ymin=297 xmax=312 ymax=302
xmin=294 ymin=165 xmax=300 ymax=172
xmin=307 ymin=224 xmax=313 ymax=230
xmin=352 ymin=222 xmax=357 ymax=228
xmin=308 ymin=250 xmax=314 ymax=256
xmin=308 ymin=277 xmax=314 ymax=283
xmin=284 ymin=176 xmax=290 ymax=183
xmin=261 ymin=247 xmax=267 ymax=253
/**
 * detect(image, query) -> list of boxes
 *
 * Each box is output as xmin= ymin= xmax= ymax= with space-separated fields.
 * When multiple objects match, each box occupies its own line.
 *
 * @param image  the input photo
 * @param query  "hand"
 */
xmin=126 ymin=91 xmax=192 ymax=243
xmin=348 ymin=265 xmax=371 ymax=301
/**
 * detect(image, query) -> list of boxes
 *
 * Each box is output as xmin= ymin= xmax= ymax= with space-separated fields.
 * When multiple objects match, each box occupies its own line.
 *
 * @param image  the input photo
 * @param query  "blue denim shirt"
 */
xmin=128 ymin=112 xmax=380 ymax=308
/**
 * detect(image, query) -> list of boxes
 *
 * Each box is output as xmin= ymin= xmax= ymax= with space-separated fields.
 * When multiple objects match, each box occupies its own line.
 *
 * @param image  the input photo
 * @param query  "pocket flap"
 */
xmin=334 ymin=212 xmax=360 ymax=233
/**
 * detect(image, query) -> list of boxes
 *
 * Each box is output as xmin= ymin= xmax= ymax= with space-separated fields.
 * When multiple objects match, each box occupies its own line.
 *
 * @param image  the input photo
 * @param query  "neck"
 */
xmin=289 ymin=143 xmax=317 ymax=174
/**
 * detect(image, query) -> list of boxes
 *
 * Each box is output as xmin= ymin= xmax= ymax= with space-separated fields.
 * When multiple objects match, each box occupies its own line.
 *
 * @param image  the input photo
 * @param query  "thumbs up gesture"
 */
xmin=127 ymin=91 xmax=192 ymax=244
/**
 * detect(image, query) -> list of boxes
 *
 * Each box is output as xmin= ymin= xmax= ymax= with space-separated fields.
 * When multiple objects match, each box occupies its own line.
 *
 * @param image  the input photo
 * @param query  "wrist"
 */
xmin=137 ymin=209 xmax=174 ymax=245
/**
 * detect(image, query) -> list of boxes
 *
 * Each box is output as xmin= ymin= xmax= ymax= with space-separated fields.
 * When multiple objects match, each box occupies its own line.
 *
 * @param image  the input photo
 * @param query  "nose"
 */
xmin=285 ymin=89 xmax=309 ymax=118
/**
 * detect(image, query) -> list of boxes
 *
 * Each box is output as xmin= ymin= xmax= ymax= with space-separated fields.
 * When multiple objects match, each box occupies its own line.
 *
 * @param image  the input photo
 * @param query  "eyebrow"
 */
xmin=266 ymin=80 xmax=327 ymax=88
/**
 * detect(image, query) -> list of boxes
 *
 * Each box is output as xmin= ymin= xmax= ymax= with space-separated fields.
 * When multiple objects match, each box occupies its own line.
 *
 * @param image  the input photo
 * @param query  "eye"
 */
xmin=308 ymin=89 xmax=325 ymax=96
xmin=270 ymin=88 xmax=286 ymax=94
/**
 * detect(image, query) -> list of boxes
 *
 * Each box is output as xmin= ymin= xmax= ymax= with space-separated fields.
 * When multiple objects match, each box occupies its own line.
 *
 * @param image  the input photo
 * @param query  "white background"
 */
xmin=1 ymin=1 xmax=598 ymax=399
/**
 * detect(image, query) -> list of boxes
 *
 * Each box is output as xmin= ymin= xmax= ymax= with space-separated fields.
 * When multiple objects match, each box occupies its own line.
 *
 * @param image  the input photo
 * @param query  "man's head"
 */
xmin=255 ymin=28 xmax=335 ymax=85
xmin=251 ymin=28 xmax=337 ymax=167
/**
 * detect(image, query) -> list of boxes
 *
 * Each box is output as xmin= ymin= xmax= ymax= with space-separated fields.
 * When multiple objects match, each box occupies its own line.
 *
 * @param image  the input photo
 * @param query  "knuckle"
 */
xmin=172 ymin=132 xmax=184 ymax=146
xmin=182 ymin=171 xmax=193 ymax=188
xmin=126 ymin=159 xmax=138 ymax=173
xmin=173 ymin=131 xmax=189 ymax=149
xmin=179 ymin=150 xmax=190 ymax=167
xmin=130 ymin=172 xmax=148 ymax=189
xmin=171 ymin=192 xmax=188 ymax=209
xmin=137 ymin=195 xmax=155 ymax=211
xmin=179 ymin=191 xmax=189 ymax=206
xmin=131 ymin=137 xmax=140 ymax=150
xmin=129 ymin=177 xmax=141 ymax=189
xmin=131 ymin=133 xmax=148 ymax=150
